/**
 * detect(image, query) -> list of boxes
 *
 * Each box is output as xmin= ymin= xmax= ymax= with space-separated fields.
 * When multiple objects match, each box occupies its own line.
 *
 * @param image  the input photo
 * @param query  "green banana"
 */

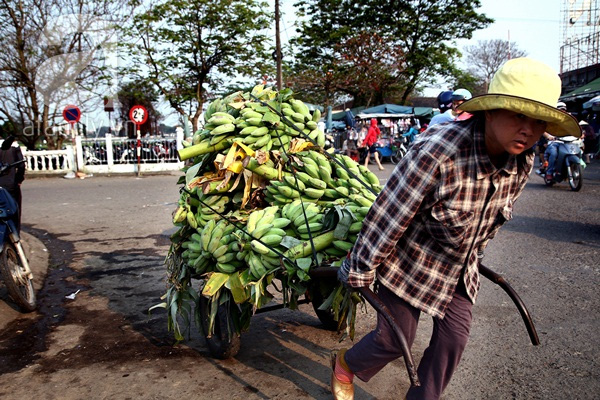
xmin=212 ymin=244 xmax=229 ymax=259
xmin=296 ymin=222 xmax=323 ymax=234
xmin=252 ymin=223 xmax=274 ymax=239
xmin=277 ymin=184 xmax=301 ymax=199
xmin=311 ymin=108 xmax=321 ymax=122
xmin=284 ymin=175 xmax=306 ymax=191
xmin=250 ymin=126 xmax=269 ymax=137
xmin=260 ymin=234 xmax=283 ymax=246
xmin=349 ymin=221 xmax=363 ymax=233
xmin=216 ymin=263 xmax=237 ymax=274
xmin=271 ymin=217 xmax=291 ymax=229
xmin=332 ymin=240 xmax=354 ymax=252
xmin=304 ymin=187 xmax=325 ymax=199
xmin=211 ymin=123 xmax=235 ymax=135
xmin=307 ymin=176 xmax=327 ymax=190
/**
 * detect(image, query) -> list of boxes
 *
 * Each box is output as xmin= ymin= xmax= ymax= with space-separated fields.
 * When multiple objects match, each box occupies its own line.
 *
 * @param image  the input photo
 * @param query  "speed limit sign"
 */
xmin=129 ymin=105 xmax=148 ymax=126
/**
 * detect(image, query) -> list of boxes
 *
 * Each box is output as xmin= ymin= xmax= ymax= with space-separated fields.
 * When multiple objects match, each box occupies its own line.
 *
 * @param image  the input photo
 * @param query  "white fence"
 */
xmin=21 ymin=132 xmax=185 ymax=175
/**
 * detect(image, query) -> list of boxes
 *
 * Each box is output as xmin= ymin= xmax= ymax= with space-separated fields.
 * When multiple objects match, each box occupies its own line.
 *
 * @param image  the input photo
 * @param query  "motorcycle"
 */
xmin=389 ymin=135 xmax=408 ymax=164
xmin=537 ymin=136 xmax=584 ymax=191
xmin=0 ymin=159 xmax=36 ymax=311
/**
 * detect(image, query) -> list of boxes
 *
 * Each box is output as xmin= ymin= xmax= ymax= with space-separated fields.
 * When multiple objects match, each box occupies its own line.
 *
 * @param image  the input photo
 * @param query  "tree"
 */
xmin=0 ymin=0 xmax=129 ymax=149
xmin=292 ymin=0 xmax=492 ymax=106
xmin=448 ymin=68 xmax=486 ymax=97
xmin=122 ymin=0 xmax=274 ymax=133
xmin=288 ymin=32 xmax=406 ymax=108
xmin=464 ymin=39 xmax=527 ymax=91
xmin=116 ymin=79 xmax=162 ymax=138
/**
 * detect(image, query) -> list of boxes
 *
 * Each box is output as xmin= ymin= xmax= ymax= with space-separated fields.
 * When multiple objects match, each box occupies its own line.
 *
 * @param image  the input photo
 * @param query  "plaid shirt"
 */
xmin=347 ymin=117 xmax=533 ymax=318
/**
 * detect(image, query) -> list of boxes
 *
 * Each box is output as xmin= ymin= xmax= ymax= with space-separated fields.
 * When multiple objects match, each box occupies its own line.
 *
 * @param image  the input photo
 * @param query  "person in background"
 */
xmin=0 ymin=136 xmax=25 ymax=231
xmin=428 ymin=89 xmax=473 ymax=127
xmin=344 ymin=125 xmax=360 ymax=161
xmin=534 ymin=131 xmax=555 ymax=174
xmin=362 ymin=118 xmax=384 ymax=171
xmin=330 ymin=57 xmax=580 ymax=400
xmin=344 ymin=108 xmax=356 ymax=131
xmin=543 ymin=102 xmax=581 ymax=180
xmin=580 ymin=120 xmax=597 ymax=163
xmin=402 ymin=117 xmax=420 ymax=145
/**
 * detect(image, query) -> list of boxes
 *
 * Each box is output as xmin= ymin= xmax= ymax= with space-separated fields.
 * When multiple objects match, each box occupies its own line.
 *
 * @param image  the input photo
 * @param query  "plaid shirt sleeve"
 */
xmin=347 ymin=144 xmax=441 ymax=287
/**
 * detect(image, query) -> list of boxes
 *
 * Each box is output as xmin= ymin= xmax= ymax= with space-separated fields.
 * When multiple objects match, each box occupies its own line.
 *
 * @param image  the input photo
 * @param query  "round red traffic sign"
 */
xmin=129 ymin=105 xmax=148 ymax=125
xmin=63 ymin=105 xmax=81 ymax=123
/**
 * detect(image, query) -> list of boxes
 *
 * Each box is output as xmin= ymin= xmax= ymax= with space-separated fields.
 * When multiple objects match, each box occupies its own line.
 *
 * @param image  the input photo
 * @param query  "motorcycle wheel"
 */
xmin=0 ymin=241 xmax=36 ymax=312
xmin=198 ymin=295 xmax=241 ymax=359
xmin=568 ymin=163 xmax=583 ymax=191
xmin=390 ymin=148 xmax=406 ymax=164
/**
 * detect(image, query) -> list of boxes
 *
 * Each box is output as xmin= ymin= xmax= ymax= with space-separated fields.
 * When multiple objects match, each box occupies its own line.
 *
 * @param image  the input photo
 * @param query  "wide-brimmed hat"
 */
xmin=458 ymin=58 xmax=580 ymax=137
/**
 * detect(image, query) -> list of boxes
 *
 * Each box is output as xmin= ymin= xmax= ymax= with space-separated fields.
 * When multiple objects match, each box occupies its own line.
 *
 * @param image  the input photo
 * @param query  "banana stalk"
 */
xmin=178 ymin=139 xmax=232 ymax=161
xmin=245 ymin=158 xmax=281 ymax=180
xmin=283 ymin=231 xmax=336 ymax=260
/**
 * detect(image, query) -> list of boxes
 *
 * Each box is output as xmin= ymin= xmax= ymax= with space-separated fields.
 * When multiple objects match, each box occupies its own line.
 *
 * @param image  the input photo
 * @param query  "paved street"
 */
xmin=0 ymin=159 xmax=598 ymax=399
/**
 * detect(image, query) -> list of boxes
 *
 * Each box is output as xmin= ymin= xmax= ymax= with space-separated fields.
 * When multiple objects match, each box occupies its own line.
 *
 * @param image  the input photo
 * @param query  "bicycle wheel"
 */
xmin=0 ymin=241 xmax=36 ymax=312
xmin=568 ymin=163 xmax=583 ymax=191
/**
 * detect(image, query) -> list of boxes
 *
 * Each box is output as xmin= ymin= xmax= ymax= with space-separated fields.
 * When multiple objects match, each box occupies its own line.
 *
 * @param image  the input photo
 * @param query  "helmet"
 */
xmin=437 ymin=91 xmax=454 ymax=112
xmin=452 ymin=89 xmax=472 ymax=102
xmin=556 ymin=101 xmax=567 ymax=111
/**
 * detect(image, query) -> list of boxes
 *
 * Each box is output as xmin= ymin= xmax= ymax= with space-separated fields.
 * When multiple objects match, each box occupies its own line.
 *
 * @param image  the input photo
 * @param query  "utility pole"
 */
xmin=275 ymin=0 xmax=283 ymax=90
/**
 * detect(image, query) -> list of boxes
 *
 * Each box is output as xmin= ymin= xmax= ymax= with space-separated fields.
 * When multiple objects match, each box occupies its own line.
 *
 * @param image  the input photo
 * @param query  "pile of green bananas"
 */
xmin=162 ymin=85 xmax=383 ymax=344
xmin=186 ymin=86 xmax=325 ymax=158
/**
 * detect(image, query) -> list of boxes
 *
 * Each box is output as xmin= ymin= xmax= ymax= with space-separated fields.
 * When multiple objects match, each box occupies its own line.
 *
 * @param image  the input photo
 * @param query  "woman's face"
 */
xmin=484 ymin=109 xmax=547 ymax=158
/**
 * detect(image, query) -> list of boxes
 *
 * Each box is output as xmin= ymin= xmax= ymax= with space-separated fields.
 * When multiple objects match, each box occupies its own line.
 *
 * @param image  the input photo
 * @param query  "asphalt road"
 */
xmin=0 ymin=158 xmax=598 ymax=400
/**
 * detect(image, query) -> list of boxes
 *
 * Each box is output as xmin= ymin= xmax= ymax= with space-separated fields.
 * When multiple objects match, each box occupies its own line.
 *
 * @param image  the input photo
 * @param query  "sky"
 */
xmin=458 ymin=0 xmax=563 ymax=70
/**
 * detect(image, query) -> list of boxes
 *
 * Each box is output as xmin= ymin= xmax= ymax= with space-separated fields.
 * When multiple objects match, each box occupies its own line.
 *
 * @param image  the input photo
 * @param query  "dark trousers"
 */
xmin=345 ymin=284 xmax=473 ymax=400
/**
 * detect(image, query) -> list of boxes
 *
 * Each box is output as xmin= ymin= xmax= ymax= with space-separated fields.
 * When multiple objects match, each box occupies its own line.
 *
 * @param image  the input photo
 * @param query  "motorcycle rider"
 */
xmin=427 ymin=91 xmax=453 ymax=127
xmin=0 ymin=136 xmax=25 ymax=231
xmin=428 ymin=89 xmax=472 ymax=127
xmin=544 ymin=102 xmax=581 ymax=180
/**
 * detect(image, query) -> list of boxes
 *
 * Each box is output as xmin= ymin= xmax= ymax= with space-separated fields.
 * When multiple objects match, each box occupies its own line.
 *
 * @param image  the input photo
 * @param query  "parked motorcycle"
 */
xmin=389 ymin=136 xmax=408 ymax=164
xmin=537 ymin=136 xmax=584 ymax=191
xmin=0 ymin=160 xmax=36 ymax=311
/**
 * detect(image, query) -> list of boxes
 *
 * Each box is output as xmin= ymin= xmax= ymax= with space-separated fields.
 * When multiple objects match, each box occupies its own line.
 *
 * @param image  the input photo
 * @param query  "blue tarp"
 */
xmin=360 ymin=104 xmax=414 ymax=115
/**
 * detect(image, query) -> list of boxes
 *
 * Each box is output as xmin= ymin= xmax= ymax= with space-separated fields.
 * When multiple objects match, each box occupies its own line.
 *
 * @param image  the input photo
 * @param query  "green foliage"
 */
xmin=291 ymin=0 xmax=493 ymax=105
xmin=448 ymin=68 xmax=486 ymax=97
xmin=116 ymin=79 xmax=162 ymax=137
xmin=121 ymin=0 xmax=275 ymax=131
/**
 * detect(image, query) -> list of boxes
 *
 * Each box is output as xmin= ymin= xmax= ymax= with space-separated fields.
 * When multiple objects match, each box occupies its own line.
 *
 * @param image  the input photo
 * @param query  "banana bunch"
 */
xmin=194 ymin=194 xmax=230 ymax=229
xmin=198 ymin=218 xmax=243 ymax=274
xmin=235 ymin=206 xmax=291 ymax=280
xmin=180 ymin=231 xmax=210 ymax=273
xmin=281 ymin=199 xmax=323 ymax=240
xmin=234 ymin=105 xmax=279 ymax=151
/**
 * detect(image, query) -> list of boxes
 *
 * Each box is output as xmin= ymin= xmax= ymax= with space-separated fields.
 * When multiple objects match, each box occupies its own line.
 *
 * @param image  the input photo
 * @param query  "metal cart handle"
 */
xmin=310 ymin=267 xmax=420 ymax=387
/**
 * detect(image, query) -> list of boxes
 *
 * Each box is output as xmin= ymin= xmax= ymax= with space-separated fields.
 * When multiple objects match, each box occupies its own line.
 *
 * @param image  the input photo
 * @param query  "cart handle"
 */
xmin=310 ymin=267 xmax=420 ymax=387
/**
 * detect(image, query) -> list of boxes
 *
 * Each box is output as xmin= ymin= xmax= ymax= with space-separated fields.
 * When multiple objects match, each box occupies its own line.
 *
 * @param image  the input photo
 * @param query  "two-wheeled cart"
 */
xmin=197 ymin=262 xmax=541 ymax=389
xmin=197 ymin=264 xmax=422 ymax=386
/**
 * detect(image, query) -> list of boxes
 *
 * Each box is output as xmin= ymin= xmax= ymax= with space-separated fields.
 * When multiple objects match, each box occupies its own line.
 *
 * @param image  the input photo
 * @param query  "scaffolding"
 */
xmin=560 ymin=0 xmax=600 ymax=73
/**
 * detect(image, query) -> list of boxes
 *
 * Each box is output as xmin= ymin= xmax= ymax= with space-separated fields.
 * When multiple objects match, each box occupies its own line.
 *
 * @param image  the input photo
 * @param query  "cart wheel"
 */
xmin=199 ymin=296 xmax=241 ymax=359
xmin=309 ymin=279 xmax=347 ymax=331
